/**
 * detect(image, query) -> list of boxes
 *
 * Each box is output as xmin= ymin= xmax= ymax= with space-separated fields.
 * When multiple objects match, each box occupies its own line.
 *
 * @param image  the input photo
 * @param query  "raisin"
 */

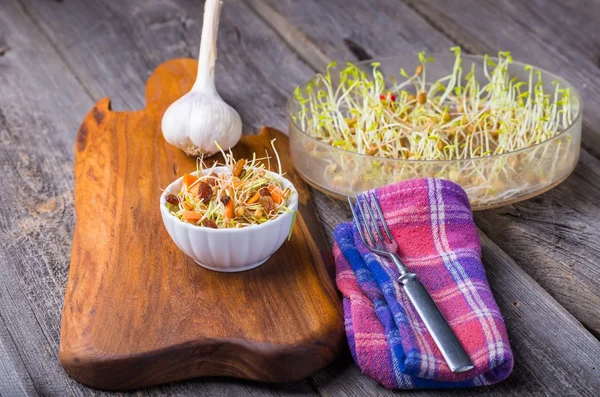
xmin=220 ymin=195 xmax=231 ymax=206
xmin=165 ymin=194 xmax=179 ymax=205
xmin=260 ymin=195 xmax=276 ymax=214
xmin=197 ymin=182 xmax=212 ymax=203
xmin=206 ymin=172 xmax=218 ymax=187
xmin=202 ymin=219 xmax=218 ymax=229
xmin=232 ymin=159 xmax=246 ymax=177
xmin=259 ymin=187 xmax=270 ymax=196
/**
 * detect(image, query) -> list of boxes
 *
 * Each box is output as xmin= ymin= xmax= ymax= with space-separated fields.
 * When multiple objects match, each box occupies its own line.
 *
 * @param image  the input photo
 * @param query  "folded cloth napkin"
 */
xmin=334 ymin=178 xmax=513 ymax=389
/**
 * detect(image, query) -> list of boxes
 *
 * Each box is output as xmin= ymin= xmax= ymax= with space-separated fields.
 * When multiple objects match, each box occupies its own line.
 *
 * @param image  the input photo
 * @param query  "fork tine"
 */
xmin=348 ymin=197 xmax=371 ymax=248
xmin=369 ymin=191 xmax=394 ymax=243
xmin=355 ymin=196 xmax=379 ymax=246
xmin=362 ymin=194 xmax=386 ymax=245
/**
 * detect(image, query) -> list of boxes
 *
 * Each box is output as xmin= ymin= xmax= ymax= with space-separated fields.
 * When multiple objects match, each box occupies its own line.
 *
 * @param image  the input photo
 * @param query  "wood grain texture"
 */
xmin=402 ymin=0 xmax=600 ymax=335
xmin=59 ymin=58 xmax=343 ymax=391
xmin=0 ymin=0 xmax=320 ymax=394
xmin=476 ymin=151 xmax=600 ymax=335
xmin=249 ymin=0 xmax=454 ymax=68
xmin=2 ymin=0 xmax=600 ymax=395
xmin=287 ymin=205 xmax=600 ymax=397
xmin=244 ymin=1 xmax=600 ymax=395
xmin=0 ymin=1 xmax=99 ymax=396
xmin=0 ymin=0 xmax=318 ymax=394
xmin=16 ymin=0 xmax=315 ymax=133
xmin=253 ymin=0 xmax=600 ymax=335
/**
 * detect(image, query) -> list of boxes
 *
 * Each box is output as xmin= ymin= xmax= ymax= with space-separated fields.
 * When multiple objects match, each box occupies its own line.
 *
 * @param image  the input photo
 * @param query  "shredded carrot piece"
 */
xmin=183 ymin=173 xmax=198 ymax=187
xmin=183 ymin=210 xmax=201 ymax=221
xmin=246 ymin=192 xmax=261 ymax=205
xmin=224 ymin=199 xmax=234 ymax=219
xmin=269 ymin=185 xmax=283 ymax=204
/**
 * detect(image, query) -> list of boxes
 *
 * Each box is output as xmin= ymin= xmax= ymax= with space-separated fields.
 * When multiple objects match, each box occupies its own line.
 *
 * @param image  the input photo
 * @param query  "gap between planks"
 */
xmin=244 ymin=0 xmax=330 ymax=71
xmin=13 ymin=0 xmax=96 ymax=101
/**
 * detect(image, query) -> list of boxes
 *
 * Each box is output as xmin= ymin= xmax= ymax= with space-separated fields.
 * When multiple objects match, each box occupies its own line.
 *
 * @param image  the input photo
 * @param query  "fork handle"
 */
xmin=400 ymin=273 xmax=475 ymax=373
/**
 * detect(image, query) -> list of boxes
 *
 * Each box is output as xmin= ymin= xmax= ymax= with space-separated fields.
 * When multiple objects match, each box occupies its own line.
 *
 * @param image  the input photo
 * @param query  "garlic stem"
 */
xmin=194 ymin=0 xmax=221 ymax=93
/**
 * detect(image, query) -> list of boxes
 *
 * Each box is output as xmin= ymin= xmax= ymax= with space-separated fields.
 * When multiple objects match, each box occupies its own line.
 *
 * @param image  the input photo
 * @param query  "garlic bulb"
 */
xmin=161 ymin=0 xmax=242 ymax=157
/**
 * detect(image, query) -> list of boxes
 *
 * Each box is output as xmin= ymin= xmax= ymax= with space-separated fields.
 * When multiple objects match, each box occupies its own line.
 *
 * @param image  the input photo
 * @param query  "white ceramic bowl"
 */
xmin=160 ymin=167 xmax=298 ymax=272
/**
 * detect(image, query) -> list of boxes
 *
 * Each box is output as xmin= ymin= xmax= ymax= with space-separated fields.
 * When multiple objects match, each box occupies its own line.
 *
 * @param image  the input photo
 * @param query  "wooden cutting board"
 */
xmin=59 ymin=58 xmax=344 ymax=391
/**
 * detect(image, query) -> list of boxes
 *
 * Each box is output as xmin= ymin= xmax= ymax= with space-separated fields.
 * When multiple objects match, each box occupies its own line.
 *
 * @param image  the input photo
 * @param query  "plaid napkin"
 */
xmin=334 ymin=178 xmax=513 ymax=389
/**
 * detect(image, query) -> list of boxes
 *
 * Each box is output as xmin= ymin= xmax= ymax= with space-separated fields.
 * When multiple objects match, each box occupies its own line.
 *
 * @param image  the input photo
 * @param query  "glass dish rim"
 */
xmin=286 ymin=54 xmax=583 ymax=165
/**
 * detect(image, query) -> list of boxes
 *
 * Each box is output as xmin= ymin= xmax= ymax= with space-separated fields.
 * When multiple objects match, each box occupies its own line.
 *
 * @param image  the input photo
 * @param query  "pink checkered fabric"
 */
xmin=334 ymin=178 xmax=513 ymax=388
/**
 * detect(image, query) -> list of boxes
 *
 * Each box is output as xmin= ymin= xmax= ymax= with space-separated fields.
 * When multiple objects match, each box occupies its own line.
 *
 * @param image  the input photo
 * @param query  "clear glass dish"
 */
xmin=288 ymin=55 xmax=582 ymax=210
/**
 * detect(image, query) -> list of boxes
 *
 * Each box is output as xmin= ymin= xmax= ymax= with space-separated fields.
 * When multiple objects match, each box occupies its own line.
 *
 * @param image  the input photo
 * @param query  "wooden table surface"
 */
xmin=1 ymin=0 xmax=600 ymax=395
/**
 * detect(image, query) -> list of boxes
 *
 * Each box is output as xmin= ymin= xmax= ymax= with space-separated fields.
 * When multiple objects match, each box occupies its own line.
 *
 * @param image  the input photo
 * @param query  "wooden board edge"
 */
xmin=58 ymin=331 xmax=344 ymax=390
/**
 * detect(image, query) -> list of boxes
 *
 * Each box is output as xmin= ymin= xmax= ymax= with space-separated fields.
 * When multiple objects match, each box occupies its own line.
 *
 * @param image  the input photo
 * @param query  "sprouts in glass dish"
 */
xmin=288 ymin=49 xmax=582 ymax=209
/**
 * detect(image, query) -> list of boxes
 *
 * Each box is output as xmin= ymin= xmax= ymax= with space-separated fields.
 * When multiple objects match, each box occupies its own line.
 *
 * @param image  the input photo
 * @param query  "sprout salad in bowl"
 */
xmin=160 ymin=142 xmax=299 ymax=271
xmin=288 ymin=47 xmax=582 ymax=209
xmin=164 ymin=143 xmax=295 ymax=229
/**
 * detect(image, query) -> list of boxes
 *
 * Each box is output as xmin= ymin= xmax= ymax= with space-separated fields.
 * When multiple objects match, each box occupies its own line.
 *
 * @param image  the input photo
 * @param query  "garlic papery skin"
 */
xmin=161 ymin=87 xmax=242 ymax=157
xmin=161 ymin=0 xmax=242 ymax=157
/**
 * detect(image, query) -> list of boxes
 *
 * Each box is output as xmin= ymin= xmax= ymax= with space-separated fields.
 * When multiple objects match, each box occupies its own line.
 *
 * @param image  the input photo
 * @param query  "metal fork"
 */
xmin=349 ymin=192 xmax=474 ymax=373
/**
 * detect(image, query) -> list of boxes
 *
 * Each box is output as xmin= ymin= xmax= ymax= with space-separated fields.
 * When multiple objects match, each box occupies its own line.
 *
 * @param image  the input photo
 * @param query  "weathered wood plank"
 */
xmin=399 ymin=0 xmax=600 ymax=334
xmin=243 ymin=0 xmax=600 ymax=395
xmin=249 ymin=0 xmax=454 ymax=70
xmin=0 ymin=0 xmax=316 ymax=395
xmin=0 ymin=1 xmax=97 ymax=396
xmin=478 ymin=232 xmax=600 ymax=395
xmin=251 ymin=0 xmax=600 ymax=335
xmin=18 ymin=0 xmax=315 ymax=133
xmin=476 ymin=150 xmax=600 ymax=335
xmin=4 ymin=0 xmax=600 ymax=395
xmin=144 ymin=379 xmax=315 ymax=397
xmin=0 ymin=309 xmax=40 ymax=397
